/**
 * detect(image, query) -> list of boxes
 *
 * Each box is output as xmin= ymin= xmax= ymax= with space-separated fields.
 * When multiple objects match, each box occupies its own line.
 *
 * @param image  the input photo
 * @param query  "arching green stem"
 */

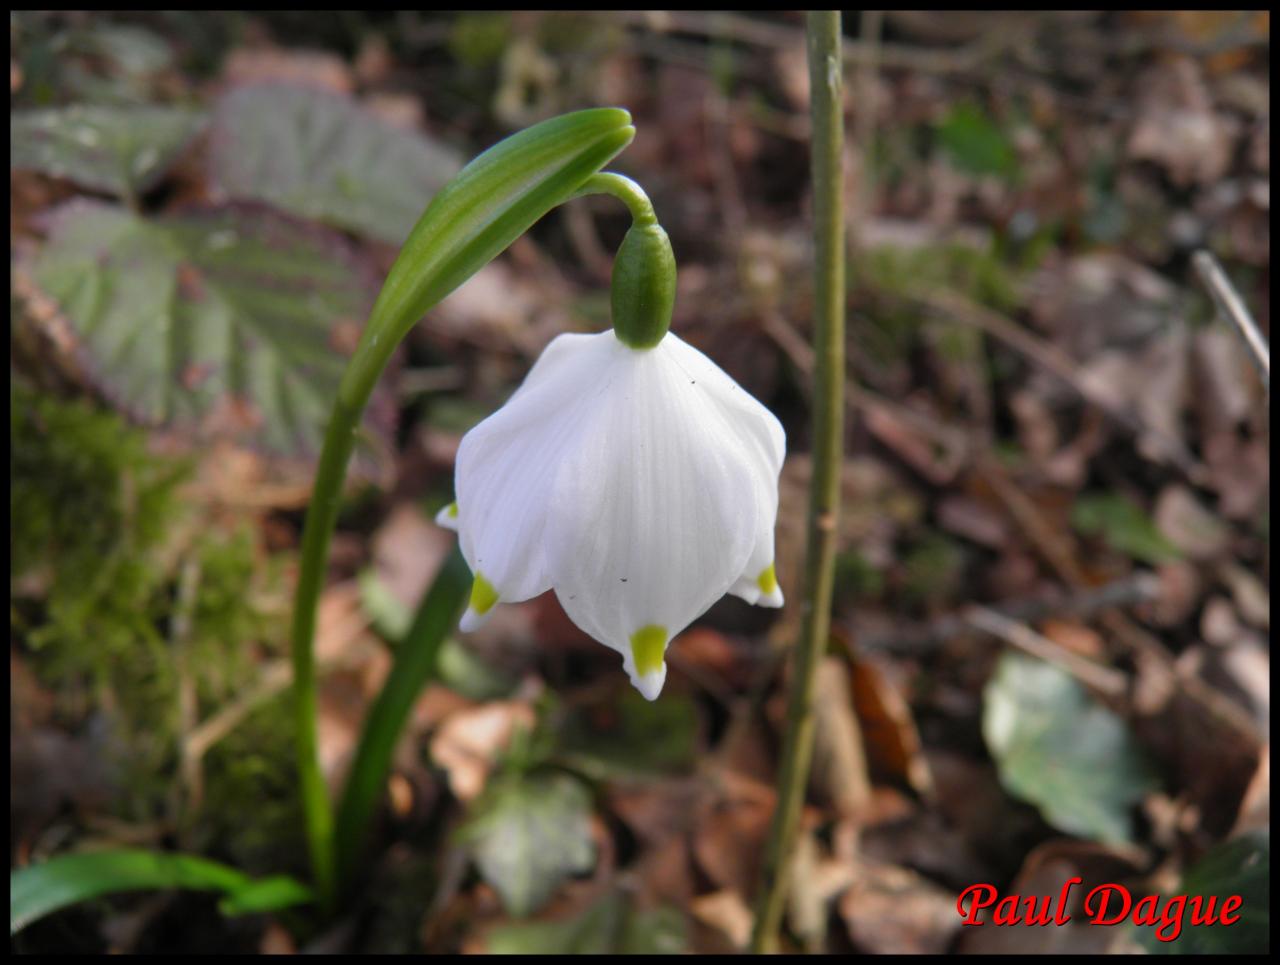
xmin=575 ymin=173 xmax=676 ymax=349
xmin=574 ymin=172 xmax=658 ymax=226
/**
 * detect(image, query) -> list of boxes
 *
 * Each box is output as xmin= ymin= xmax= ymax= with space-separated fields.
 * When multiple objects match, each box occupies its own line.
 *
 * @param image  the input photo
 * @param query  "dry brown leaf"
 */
xmin=1217 ymin=562 xmax=1270 ymax=629
xmin=428 ymin=700 xmax=536 ymax=802
xmin=371 ymin=502 xmax=454 ymax=612
xmin=692 ymin=771 xmax=776 ymax=895
xmin=848 ymin=653 xmax=934 ymax=799
xmin=1154 ymin=484 xmax=1232 ymax=560
xmin=689 ymin=889 xmax=753 ymax=950
xmin=785 ymin=824 xmax=860 ymax=949
xmin=1127 ymin=57 xmax=1238 ymax=187
xmin=811 ymin=657 xmax=873 ymax=818
xmin=839 ymin=858 xmax=960 ymax=954
xmin=258 ymin=922 xmax=297 ymax=954
xmin=1144 ymin=560 xmax=1203 ymax=627
xmin=608 ymin=779 xmax=703 ymax=845
xmin=937 ymin=493 xmax=1009 ymax=549
xmin=1039 ymin=619 xmax=1106 ymax=660
xmin=631 ymin=835 xmax=698 ymax=907
xmin=1233 ymin=745 xmax=1270 ymax=835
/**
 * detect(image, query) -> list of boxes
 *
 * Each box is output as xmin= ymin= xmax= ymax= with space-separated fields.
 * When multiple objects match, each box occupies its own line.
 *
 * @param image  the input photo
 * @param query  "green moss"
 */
xmin=11 ymin=381 xmax=291 ymax=841
xmin=900 ymin=532 xmax=966 ymax=609
xmin=834 ymin=549 xmax=884 ymax=602
xmin=198 ymin=699 xmax=306 ymax=878
xmin=851 ymin=241 xmax=1023 ymax=370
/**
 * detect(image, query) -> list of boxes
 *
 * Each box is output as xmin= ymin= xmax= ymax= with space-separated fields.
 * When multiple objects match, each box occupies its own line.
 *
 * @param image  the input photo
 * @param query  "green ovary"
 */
xmin=630 ymin=624 xmax=668 ymax=675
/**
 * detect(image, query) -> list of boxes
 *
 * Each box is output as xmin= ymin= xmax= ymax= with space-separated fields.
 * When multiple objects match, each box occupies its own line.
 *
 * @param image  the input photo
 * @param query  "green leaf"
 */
xmin=487 ymin=892 xmax=686 ymax=954
xmin=357 ymin=567 xmax=413 ymax=640
xmin=216 ymin=875 xmax=316 ymax=917
xmin=436 ymin=636 xmax=518 ymax=702
xmin=334 ymin=548 xmax=472 ymax=887
xmin=983 ymin=654 xmax=1158 ymax=844
xmin=558 ymin=688 xmax=698 ymax=780
xmin=1072 ymin=492 xmax=1181 ymax=565
xmin=1141 ymin=829 xmax=1269 ymax=953
xmin=11 ymin=105 xmax=205 ymax=196
xmin=29 ymin=199 xmax=388 ymax=459
xmin=366 ymin=107 xmax=634 ymax=353
xmin=935 ymin=102 xmax=1017 ymax=179
xmin=10 ymin=849 xmax=313 ymax=935
xmin=459 ymin=771 xmax=596 ymax=917
xmin=207 ymin=86 xmax=465 ymax=245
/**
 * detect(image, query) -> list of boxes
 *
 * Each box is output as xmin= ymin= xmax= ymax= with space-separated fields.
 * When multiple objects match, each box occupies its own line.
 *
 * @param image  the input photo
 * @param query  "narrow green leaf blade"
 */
xmin=368 ymin=107 xmax=634 ymax=349
xmin=333 ymin=546 xmax=472 ymax=886
xmin=10 ymin=849 xmax=313 ymax=935
xmin=216 ymin=876 xmax=317 ymax=917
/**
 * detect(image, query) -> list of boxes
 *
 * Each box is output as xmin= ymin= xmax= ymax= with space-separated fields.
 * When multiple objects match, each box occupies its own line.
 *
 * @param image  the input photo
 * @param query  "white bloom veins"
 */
xmin=437 ymin=330 xmax=785 ymax=700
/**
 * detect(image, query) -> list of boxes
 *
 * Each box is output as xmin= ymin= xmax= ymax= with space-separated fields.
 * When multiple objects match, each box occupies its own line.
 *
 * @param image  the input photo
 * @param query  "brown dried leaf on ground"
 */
xmin=689 ymin=889 xmax=753 ymax=952
xmin=1233 ymin=746 xmax=1269 ymax=835
xmin=371 ymin=503 xmax=454 ymax=613
xmin=810 ymin=657 xmax=873 ymax=818
xmin=788 ymin=825 xmax=857 ymax=950
xmin=839 ymin=857 xmax=962 ymax=954
xmin=1153 ymin=484 xmax=1232 ymax=560
xmin=1127 ymin=57 xmax=1239 ymax=187
xmin=692 ymin=771 xmax=777 ymax=896
xmin=428 ymin=699 xmax=537 ymax=802
xmin=847 ymin=650 xmax=935 ymax=799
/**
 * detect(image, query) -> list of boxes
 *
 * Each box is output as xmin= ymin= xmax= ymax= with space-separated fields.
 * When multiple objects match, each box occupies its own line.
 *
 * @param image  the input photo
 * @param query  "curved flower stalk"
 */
xmin=438 ymin=223 xmax=785 ymax=699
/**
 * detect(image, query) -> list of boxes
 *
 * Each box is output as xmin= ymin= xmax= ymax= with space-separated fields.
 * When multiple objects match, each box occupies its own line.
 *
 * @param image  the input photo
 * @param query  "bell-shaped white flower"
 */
xmin=436 ymin=329 xmax=785 ymax=700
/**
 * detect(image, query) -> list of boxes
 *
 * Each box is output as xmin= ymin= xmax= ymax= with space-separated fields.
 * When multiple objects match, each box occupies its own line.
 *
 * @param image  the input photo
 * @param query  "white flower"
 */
xmin=437 ymin=329 xmax=785 ymax=700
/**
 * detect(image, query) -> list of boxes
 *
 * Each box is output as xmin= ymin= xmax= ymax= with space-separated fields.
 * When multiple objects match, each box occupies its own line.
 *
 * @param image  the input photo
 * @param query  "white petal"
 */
xmin=727 ymin=496 xmax=784 ymax=609
xmin=459 ymin=605 xmax=489 ymax=632
xmin=434 ymin=502 xmax=459 ymax=532
xmin=550 ymin=333 xmax=765 ymax=693
xmin=453 ymin=333 xmax=603 ymax=606
xmin=664 ymin=334 xmax=787 ymax=611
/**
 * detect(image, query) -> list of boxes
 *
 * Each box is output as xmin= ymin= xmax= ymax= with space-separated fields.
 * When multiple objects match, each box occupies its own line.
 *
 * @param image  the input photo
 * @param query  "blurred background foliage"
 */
xmin=10 ymin=9 xmax=1270 ymax=954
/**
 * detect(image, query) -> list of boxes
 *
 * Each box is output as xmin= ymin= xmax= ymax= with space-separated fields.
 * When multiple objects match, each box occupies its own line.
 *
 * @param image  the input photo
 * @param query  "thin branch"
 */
xmin=616 ymin=10 xmax=1013 ymax=75
xmin=751 ymin=12 xmax=844 ymax=953
xmin=918 ymin=289 xmax=1207 ymax=482
xmin=855 ymin=571 xmax=1162 ymax=656
xmin=1193 ymin=250 xmax=1269 ymax=391
xmin=964 ymin=605 xmax=1128 ymax=697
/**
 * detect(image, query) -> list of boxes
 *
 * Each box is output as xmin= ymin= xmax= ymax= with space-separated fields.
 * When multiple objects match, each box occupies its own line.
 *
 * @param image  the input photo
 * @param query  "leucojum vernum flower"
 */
xmin=437 ymin=174 xmax=785 ymax=700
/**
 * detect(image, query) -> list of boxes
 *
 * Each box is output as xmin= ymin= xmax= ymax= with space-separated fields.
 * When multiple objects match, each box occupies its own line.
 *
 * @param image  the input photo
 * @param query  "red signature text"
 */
xmin=957 ymin=878 xmax=1243 ymax=942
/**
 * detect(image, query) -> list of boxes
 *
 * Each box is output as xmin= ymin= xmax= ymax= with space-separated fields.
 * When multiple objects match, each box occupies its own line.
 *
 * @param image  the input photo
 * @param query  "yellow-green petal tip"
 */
xmin=757 ymin=563 xmax=778 ymax=595
xmin=630 ymin=624 xmax=668 ymax=676
xmin=469 ymin=572 xmax=499 ymax=616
